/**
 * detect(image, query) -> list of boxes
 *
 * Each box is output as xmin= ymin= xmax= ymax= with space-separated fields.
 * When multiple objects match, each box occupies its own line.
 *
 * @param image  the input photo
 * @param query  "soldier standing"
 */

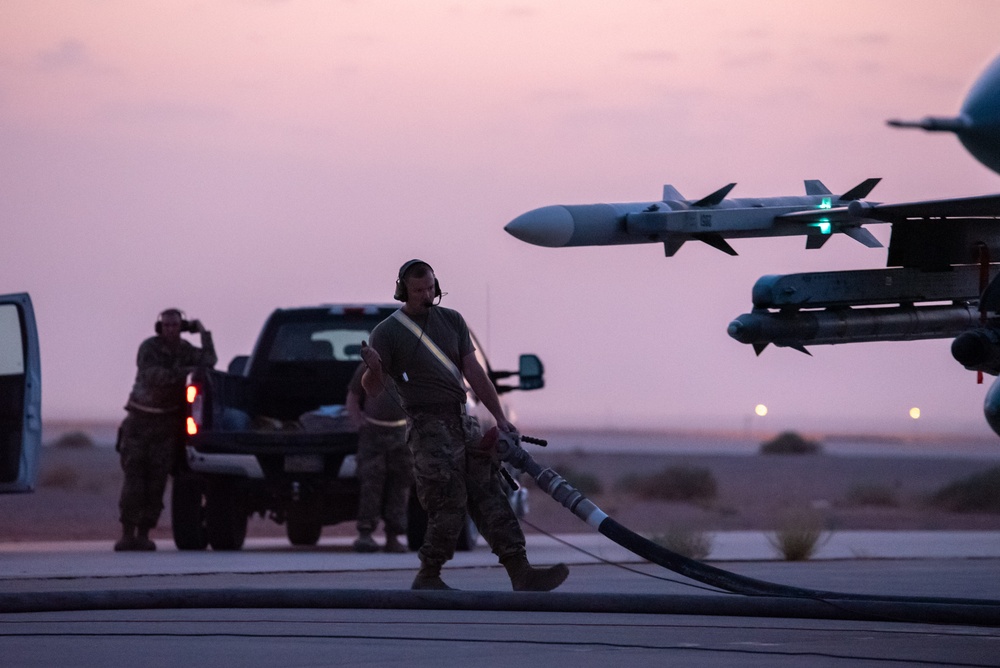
xmin=346 ymin=361 xmax=412 ymax=553
xmin=360 ymin=260 xmax=568 ymax=591
xmin=115 ymin=308 xmax=216 ymax=551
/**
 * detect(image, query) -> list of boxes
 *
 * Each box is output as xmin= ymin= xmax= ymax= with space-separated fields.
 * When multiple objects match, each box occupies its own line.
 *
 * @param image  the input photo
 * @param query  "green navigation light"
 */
xmin=809 ymin=219 xmax=832 ymax=234
xmin=819 ymin=197 xmax=832 ymax=209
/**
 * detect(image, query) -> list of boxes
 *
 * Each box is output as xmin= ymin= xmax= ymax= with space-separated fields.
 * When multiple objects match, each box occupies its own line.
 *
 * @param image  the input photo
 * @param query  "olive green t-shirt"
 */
xmin=368 ymin=306 xmax=472 ymax=408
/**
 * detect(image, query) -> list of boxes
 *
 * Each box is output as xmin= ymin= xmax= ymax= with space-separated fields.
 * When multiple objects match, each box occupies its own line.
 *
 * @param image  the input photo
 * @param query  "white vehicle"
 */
xmin=0 ymin=293 xmax=41 ymax=493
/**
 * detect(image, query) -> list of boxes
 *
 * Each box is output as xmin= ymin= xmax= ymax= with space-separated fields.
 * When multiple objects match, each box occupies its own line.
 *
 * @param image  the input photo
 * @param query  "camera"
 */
xmin=155 ymin=313 xmax=201 ymax=335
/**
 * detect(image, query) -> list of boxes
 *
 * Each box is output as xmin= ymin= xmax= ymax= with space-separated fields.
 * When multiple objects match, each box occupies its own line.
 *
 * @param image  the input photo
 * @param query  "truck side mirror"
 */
xmin=518 ymin=354 xmax=544 ymax=391
xmin=228 ymin=355 xmax=249 ymax=375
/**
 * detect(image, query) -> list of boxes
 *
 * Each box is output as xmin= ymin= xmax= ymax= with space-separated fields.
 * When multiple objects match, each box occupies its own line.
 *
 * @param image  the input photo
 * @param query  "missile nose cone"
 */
xmin=505 ymin=205 xmax=575 ymax=247
xmin=727 ymin=315 xmax=758 ymax=343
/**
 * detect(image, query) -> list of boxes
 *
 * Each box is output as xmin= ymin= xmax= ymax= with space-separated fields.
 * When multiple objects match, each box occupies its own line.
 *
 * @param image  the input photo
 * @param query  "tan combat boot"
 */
xmin=135 ymin=526 xmax=157 ymax=551
xmin=353 ymin=531 xmax=379 ymax=553
xmin=502 ymin=554 xmax=569 ymax=592
xmin=114 ymin=523 xmax=138 ymax=552
xmin=384 ymin=534 xmax=408 ymax=553
xmin=411 ymin=562 xmax=455 ymax=590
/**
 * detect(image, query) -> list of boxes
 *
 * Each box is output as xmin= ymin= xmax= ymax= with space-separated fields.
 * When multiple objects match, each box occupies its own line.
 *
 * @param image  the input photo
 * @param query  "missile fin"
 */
xmin=838 ymin=178 xmax=881 ymax=202
xmin=662 ymin=184 xmax=684 ymax=201
xmin=692 ymin=233 xmax=738 ymax=256
xmin=692 ymin=183 xmax=736 ymax=207
xmin=804 ymin=180 xmax=831 ymax=196
xmin=752 ymin=343 xmax=769 ymax=356
xmin=789 ymin=342 xmax=812 ymax=356
xmin=842 ymin=226 xmax=883 ymax=248
xmin=663 ymin=238 xmax=686 ymax=256
xmin=806 ymin=234 xmax=831 ymax=250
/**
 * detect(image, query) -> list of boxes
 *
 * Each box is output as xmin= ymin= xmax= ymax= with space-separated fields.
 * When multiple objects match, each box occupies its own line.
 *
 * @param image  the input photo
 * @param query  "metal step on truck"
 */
xmin=173 ymin=303 xmax=544 ymax=551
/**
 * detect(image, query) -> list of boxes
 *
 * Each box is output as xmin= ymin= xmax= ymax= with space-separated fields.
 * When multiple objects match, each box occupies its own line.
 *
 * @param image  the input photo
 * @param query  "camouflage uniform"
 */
xmin=407 ymin=408 xmax=525 ymax=569
xmin=118 ymin=332 xmax=216 ymax=531
xmin=355 ymin=423 xmax=412 ymax=536
xmin=117 ymin=410 xmax=184 ymax=529
xmin=368 ymin=306 xmax=528 ymax=569
xmin=348 ymin=362 xmax=412 ymax=539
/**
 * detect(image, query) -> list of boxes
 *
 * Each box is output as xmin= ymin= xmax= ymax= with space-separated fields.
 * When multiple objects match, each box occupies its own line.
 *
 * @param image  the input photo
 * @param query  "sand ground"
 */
xmin=2 ymin=433 xmax=999 ymax=545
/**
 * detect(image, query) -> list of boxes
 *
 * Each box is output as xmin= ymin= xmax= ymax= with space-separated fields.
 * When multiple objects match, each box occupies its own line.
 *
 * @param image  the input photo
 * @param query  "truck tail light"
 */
xmin=186 ymin=384 xmax=202 ymax=436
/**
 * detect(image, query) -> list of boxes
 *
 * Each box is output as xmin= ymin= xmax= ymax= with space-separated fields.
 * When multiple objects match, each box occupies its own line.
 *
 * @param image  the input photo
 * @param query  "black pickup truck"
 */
xmin=173 ymin=303 xmax=543 ymax=551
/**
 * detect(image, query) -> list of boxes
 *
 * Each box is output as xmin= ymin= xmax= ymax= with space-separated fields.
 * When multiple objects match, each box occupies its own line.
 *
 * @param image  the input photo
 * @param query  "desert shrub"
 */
xmin=759 ymin=431 xmax=822 ymax=455
xmin=650 ymin=527 xmax=713 ymax=560
xmin=630 ymin=466 xmax=717 ymax=503
xmin=557 ymin=467 xmax=603 ymax=495
xmin=930 ymin=466 xmax=1000 ymax=513
xmin=50 ymin=430 xmax=95 ymax=449
xmin=40 ymin=465 xmax=79 ymax=490
xmin=845 ymin=483 xmax=899 ymax=508
xmin=613 ymin=473 xmax=641 ymax=494
xmin=767 ymin=511 xmax=827 ymax=561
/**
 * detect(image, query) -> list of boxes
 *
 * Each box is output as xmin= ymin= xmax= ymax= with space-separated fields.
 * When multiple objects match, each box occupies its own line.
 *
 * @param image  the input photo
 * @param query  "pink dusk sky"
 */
xmin=2 ymin=1 xmax=1000 ymax=436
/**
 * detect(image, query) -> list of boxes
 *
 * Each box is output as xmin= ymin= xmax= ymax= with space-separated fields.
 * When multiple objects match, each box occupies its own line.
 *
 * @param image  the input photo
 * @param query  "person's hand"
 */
xmin=191 ymin=319 xmax=206 ymax=334
xmin=360 ymin=340 xmax=381 ymax=370
xmin=496 ymin=416 xmax=517 ymax=435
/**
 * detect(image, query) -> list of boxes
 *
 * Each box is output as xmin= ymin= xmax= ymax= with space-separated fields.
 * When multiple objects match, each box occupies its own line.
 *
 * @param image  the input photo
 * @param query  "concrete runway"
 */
xmin=1 ymin=532 xmax=999 ymax=666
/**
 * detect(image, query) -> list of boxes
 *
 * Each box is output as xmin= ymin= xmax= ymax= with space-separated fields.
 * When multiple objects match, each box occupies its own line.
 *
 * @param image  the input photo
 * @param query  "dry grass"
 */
xmin=556 ymin=467 xmax=603 ymax=495
xmin=767 ymin=511 xmax=828 ymax=561
xmin=650 ymin=526 xmax=713 ymax=560
xmin=619 ymin=466 xmax=718 ymax=504
xmin=930 ymin=466 xmax=1000 ymax=513
xmin=49 ymin=431 xmax=96 ymax=449
xmin=40 ymin=465 xmax=80 ymax=490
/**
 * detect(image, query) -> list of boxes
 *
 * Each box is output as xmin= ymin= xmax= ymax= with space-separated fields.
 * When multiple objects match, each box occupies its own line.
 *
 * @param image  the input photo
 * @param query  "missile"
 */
xmin=505 ymin=179 xmax=883 ymax=256
xmin=729 ymin=268 xmax=987 ymax=354
xmin=728 ymin=304 xmax=981 ymax=355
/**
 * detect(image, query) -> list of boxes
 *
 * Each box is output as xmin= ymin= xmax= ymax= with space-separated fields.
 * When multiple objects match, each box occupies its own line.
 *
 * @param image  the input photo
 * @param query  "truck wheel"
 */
xmin=286 ymin=520 xmax=322 ymax=546
xmin=406 ymin=496 xmax=478 ymax=552
xmin=205 ymin=478 xmax=248 ymax=551
xmin=171 ymin=473 xmax=208 ymax=551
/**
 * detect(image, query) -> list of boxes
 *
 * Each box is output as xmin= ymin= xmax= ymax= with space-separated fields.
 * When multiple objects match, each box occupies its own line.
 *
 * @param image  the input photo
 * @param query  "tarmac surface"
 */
xmin=1 ymin=532 xmax=998 ymax=667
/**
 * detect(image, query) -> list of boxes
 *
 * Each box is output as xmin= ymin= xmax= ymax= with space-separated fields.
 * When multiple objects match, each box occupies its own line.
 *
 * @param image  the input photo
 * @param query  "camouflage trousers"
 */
xmin=407 ymin=410 xmax=526 ymax=568
xmin=117 ymin=410 xmax=183 ymax=529
xmin=355 ymin=422 xmax=412 ymax=535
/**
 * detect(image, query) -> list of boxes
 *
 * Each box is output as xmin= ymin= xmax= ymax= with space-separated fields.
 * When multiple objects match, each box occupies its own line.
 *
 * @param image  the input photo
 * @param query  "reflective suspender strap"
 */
xmin=391 ymin=310 xmax=464 ymax=383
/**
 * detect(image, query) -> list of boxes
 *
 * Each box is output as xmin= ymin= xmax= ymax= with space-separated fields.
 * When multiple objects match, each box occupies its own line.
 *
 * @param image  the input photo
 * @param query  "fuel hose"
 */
xmin=497 ymin=431 xmax=1000 ymax=624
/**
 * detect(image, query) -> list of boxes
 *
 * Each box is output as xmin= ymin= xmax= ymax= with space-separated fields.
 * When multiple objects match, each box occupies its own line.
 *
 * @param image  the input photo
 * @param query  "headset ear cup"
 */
xmin=393 ymin=279 xmax=406 ymax=302
xmin=155 ymin=320 xmax=162 ymax=335
xmin=434 ymin=279 xmax=441 ymax=298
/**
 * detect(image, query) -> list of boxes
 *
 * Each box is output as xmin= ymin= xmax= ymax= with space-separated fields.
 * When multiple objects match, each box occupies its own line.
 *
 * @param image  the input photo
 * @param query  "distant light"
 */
xmin=186 ymin=385 xmax=198 ymax=404
xmin=186 ymin=416 xmax=198 ymax=436
xmin=909 ymin=407 xmax=921 ymax=420
xmin=819 ymin=197 xmax=832 ymax=210
xmin=755 ymin=404 xmax=768 ymax=417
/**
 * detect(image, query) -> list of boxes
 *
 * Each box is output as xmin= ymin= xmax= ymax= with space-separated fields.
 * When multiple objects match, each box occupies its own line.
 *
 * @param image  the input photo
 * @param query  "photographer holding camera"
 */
xmin=114 ymin=308 xmax=217 ymax=551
